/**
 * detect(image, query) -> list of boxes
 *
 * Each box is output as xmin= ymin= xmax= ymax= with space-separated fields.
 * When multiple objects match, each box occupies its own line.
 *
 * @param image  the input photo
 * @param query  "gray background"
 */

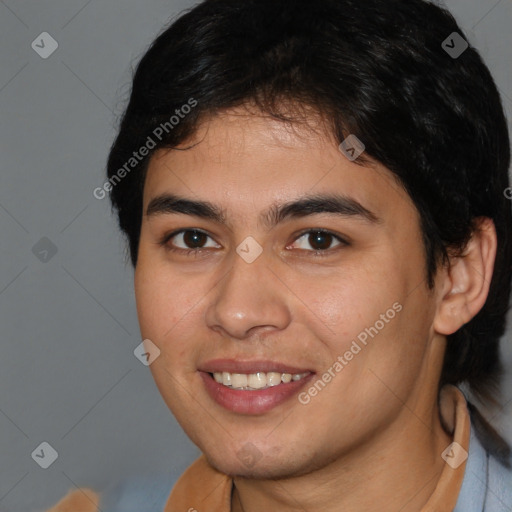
xmin=0 ymin=0 xmax=511 ymax=510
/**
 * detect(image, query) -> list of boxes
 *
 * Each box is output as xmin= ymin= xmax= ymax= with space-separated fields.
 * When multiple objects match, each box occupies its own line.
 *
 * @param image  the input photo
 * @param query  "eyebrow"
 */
xmin=145 ymin=193 xmax=381 ymax=228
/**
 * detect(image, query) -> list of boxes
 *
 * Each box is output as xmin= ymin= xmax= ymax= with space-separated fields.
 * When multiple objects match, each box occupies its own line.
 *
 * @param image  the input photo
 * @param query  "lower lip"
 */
xmin=199 ymin=371 xmax=315 ymax=415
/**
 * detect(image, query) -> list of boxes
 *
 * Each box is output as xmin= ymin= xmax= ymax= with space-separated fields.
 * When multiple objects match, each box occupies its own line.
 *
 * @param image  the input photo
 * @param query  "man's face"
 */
xmin=134 ymin=108 xmax=442 ymax=478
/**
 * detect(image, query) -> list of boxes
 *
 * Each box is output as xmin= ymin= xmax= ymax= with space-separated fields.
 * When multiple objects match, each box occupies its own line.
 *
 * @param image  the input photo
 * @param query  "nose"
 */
xmin=204 ymin=250 xmax=292 ymax=340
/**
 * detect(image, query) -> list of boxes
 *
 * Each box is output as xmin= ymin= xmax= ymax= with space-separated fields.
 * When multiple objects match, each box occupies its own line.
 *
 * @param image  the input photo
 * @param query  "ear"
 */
xmin=433 ymin=217 xmax=497 ymax=336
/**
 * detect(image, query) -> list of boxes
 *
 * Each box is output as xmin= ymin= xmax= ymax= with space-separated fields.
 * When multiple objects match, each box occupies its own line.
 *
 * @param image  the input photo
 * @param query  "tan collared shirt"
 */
xmin=46 ymin=385 xmax=470 ymax=512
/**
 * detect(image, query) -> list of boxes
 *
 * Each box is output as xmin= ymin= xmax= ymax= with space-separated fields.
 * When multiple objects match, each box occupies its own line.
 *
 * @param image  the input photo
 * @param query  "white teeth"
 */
xmin=281 ymin=373 xmax=292 ymax=383
xmin=222 ymin=371 xmax=231 ymax=386
xmin=231 ymin=373 xmax=248 ymax=388
xmin=267 ymin=372 xmax=282 ymax=386
xmin=210 ymin=370 xmax=310 ymax=390
xmin=248 ymin=372 xmax=267 ymax=389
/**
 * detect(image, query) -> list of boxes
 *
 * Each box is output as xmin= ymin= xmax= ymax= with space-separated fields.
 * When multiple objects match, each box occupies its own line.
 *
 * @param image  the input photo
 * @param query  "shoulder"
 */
xmin=44 ymin=488 xmax=100 ymax=512
xmin=45 ymin=473 xmax=178 ymax=512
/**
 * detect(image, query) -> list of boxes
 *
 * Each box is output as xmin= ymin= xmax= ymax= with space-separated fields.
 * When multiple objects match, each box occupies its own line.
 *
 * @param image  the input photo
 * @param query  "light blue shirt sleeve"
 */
xmin=454 ymin=423 xmax=512 ymax=511
xmin=99 ymin=472 xmax=179 ymax=512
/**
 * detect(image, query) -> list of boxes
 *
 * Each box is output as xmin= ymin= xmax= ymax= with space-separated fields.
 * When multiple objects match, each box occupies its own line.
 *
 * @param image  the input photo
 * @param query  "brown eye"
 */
xmin=290 ymin=230 xmax=346 ymax=253
xmin=182 ymin=230 xmax=208 ymax=248
xmin=164 ymin=229 xmax=221 ymax=252
xmin=308 ymin=231 xmax=334 ymax=250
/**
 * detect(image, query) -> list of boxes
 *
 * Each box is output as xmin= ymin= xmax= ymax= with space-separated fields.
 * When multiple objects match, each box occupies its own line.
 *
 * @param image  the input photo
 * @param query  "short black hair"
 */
xmin=106 ymin=0 xmax=512 ymax=464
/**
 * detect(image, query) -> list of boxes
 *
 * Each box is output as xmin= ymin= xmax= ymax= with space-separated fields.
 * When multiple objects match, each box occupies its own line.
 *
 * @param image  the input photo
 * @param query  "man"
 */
xmin=47 ymin=0 xmax=512 ymax=510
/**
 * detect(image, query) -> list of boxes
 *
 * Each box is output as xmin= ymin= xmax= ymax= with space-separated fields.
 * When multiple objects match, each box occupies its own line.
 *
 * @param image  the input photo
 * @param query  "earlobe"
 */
xmin=433 ymin=217 xmax=497 ymax=336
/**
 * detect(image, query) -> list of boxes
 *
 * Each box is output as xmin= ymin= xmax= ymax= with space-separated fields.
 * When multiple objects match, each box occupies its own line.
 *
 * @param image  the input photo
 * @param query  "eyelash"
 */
xmin=158 ymin=228 xmax=349 ymax=257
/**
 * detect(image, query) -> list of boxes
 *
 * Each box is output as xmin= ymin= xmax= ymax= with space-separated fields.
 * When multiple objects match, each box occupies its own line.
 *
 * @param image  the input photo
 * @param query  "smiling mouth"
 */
xmin=209 ymin=371 xmax=311 ymax=390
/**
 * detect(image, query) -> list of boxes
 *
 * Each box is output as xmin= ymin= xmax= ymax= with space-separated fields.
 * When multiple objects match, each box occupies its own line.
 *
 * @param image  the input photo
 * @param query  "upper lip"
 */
xmin=198 ymin=359 xmax=314 ymax=375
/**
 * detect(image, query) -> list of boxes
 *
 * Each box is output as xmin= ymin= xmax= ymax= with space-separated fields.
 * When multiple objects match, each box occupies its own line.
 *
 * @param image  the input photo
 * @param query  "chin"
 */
xmin=203 ymin=446 xmax=322 ymax=480
xmin=205 ymin=455 xmax=289 ymax=479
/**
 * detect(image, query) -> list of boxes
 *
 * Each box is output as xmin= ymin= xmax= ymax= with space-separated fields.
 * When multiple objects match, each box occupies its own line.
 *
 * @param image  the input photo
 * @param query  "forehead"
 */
xmin=142 ymin=109 xmax=413 ymax=223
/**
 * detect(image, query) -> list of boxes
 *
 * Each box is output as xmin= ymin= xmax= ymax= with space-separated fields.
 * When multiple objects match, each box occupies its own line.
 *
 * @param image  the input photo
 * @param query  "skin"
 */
xmin=134 ymin=106 xmax=496 ymax=511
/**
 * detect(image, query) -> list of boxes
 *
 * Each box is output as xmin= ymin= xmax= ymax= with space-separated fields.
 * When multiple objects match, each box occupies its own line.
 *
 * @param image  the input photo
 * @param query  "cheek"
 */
xmin=134 ymin=265 xmax=163 ymax=337
xmin=134 ymin=261 xmax=185 ymax=341
xmin=134 ymin=260 xmax=208 ymax=365
xmin=295 ymin=264 xmax=403 ymax=342
xmin=299 ymin=258 xmax=430 ymax=382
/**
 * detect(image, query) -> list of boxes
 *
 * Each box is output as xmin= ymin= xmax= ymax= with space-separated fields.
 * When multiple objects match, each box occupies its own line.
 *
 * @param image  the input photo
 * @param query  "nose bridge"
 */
xmin=205 ymin=248 xmax=291 ymax=339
